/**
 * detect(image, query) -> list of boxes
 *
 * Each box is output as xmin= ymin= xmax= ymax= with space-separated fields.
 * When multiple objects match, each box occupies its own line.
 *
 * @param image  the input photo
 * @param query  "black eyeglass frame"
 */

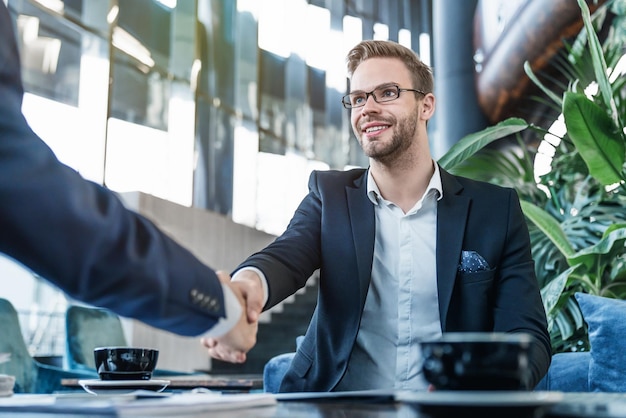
xmin=341 ymin=84 xmax=426 ymax=109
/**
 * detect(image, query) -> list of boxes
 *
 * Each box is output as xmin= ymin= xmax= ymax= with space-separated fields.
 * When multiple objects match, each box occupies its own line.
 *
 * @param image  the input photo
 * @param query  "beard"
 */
xmin=357 ymin=110 xmax=419 ymax=165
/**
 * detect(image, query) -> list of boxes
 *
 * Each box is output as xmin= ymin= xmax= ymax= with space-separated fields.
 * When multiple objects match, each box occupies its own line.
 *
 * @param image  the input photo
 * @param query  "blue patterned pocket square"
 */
xmin=458 ymin=250 xmax=490 ymax=273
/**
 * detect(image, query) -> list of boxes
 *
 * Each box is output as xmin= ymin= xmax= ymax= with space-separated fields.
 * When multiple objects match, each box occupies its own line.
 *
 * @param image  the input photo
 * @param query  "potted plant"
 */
xmin=438 ymin=0 xmax=626 ymax=353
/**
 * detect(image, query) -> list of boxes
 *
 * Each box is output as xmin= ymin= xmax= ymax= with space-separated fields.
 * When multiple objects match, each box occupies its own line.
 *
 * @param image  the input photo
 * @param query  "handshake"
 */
xmin=201 ymin=270 xmax=264 ymax=364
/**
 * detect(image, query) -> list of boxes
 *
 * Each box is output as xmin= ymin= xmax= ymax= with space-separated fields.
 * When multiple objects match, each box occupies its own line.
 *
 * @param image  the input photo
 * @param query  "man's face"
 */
xmin=349 ymin=57 xmax=420 ymax=163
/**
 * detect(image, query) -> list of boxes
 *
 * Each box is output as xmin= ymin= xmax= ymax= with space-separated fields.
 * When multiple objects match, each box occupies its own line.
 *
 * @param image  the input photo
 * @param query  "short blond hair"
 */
xmin=346 ymin=40 xmax=433 ymax=93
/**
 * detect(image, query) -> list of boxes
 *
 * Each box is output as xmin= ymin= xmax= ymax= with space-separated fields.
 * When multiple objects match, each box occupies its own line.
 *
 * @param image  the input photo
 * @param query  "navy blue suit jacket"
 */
xmin=0 ymin=3 xmax=225 ymax=336
xmin=237 ymin=168 xmax=551 ymax=392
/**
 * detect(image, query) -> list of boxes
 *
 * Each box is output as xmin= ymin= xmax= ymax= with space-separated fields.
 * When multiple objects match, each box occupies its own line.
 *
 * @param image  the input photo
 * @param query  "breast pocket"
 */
xmin=458 ymin=267 xmax=496 ymax=284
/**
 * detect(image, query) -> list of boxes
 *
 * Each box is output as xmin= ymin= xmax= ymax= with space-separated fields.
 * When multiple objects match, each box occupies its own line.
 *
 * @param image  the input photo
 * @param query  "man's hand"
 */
xmin=201 ymin=270 xmax=264 ymax=363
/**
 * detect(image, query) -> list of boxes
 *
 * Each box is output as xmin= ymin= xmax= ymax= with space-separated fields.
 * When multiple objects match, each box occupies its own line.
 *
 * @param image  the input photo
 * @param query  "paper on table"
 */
xmin=0 ymin=393 xmax=119 ymax=414
xmin=116 ymin=392 xmax=276 ymax=416
xmin=0 ymin=392 xmax=277 ymax=416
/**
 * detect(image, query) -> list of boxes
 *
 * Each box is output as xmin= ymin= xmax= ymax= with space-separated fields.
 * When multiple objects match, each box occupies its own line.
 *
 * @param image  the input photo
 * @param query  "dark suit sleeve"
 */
xmin=235 ymin=171 xmax=327 ymax=309
xmin=0 ymin=3 xmax=225 ymax=337
xmin=496 ymin=190 xmax=552 ymax=389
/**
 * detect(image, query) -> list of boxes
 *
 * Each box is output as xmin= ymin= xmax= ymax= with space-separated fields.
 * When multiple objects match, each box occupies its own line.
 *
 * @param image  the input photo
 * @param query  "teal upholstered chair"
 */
xmin=0 ymin=298 xmax=97 ymax=393
xmin=65 ymin=304 xmax=197 ymax=377
xmin=65 ymin=304 xmax=127 ymax=372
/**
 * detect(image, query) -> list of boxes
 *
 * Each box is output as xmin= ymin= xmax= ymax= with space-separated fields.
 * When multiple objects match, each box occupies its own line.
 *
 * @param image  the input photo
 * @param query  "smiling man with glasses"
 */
xmin=208 ymin=39 xmax=551 ymax=394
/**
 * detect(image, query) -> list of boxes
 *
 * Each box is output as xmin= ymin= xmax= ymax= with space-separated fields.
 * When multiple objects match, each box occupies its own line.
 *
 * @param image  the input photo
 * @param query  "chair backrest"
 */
xmin=0 ymin=298 xmax=37 ymax=393
xmin=65 ymin=305 xmax=127 ymax=371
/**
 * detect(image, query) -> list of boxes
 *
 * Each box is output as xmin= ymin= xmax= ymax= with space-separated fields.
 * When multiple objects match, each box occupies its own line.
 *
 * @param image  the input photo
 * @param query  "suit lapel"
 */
xmin=346 ymin=170 xmax=375 ymax=304
xmin=436 ymin=168 xmax=470 ymax=330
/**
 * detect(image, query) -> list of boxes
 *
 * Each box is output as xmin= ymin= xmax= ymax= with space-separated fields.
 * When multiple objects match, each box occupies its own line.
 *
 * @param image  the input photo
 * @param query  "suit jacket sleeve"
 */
xmin=0 ymin=3 xmax=226 ymax=337
xmin=235 ymin=185 xmax=323 ymax=310
xmin=234 ymin=169 xmax=341 ymax=309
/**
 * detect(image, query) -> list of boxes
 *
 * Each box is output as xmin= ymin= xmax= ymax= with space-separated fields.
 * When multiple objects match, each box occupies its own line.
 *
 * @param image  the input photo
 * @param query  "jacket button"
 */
xmin=189 ymin=289 xmax=220 ymax=312
xmin=190 ymin=289 xmax=205 ymax=303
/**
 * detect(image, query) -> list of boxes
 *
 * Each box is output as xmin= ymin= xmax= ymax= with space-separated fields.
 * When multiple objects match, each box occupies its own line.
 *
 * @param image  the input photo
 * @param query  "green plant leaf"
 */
xmin=567 ymin=224 xmax=626 ymax=269
xmin=576 ymin=0 xmax=619 ymax=123
xmin=521 ymin=200 xmax=576 ymax=259
xmin=563 ymin=92 xmax=625 ymax=185
xmin=554 ymin=312 xmax=575 ymax=339
xmin=553 ymin=296 xmax=587 ymax=341
xmin=541 ymin=265 xmax=580 ymax=316
xmin=437 ymin=118 xmax=529 ymax=170
xmin=523 ymin=61 xmax=563 ymax=107
xmin=566 ymin=296 xmax=585 ymax=330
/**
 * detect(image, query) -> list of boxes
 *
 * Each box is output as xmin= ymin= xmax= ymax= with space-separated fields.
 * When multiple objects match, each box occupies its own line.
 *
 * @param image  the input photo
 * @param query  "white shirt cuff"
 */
xmin=232 ymin=266 xmax=269 ymax=306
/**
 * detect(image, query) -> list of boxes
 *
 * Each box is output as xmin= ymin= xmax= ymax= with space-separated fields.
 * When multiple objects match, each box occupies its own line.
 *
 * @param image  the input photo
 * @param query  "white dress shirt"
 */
xmin=336 ymin=162 xmax=444 ymax=391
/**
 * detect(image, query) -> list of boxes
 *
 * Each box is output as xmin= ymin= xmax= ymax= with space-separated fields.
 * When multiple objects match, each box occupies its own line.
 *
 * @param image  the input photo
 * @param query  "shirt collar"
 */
xmin=366 ymin=161 xmax=444 ymax=205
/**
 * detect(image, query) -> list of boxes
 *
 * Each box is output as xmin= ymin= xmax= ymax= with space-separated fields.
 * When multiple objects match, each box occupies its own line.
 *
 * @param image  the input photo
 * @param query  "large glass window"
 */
xmin=11 ymin=0 xmax=110 ymax=183
xmin=9 ymin=0 xmax=431 ymax=231
xmin=104 ymin=0 xmax=196 ymax=206
xmin=15 ymin=2 xmax=81 ymax=106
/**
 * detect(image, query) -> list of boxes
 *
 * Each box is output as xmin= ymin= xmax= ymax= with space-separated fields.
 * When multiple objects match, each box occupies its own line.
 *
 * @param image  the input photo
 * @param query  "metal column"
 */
xmin=431 ymin=0 xmax=488 ymax=159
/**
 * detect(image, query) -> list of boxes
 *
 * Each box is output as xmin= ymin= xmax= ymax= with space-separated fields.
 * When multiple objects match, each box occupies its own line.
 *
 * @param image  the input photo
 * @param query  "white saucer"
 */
xmin=396 ymin=390 xmax=564 ymax=408
xmin=78 ymin=379 xmax=170 ymax=395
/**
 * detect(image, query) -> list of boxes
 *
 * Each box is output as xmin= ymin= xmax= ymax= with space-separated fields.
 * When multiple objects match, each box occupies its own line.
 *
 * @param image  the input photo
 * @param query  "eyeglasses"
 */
xmin=341 ymin=84 xmax=426 ymax=109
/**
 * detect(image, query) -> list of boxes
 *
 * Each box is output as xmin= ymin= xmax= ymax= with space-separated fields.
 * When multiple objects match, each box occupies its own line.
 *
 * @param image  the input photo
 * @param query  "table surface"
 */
xmin=0 ymin=400 xmax=581 ymax=418
xmin=0 ymin=390 xmax=611 ymax=418
xmin=0 ymin=402 xmax=402 ymax=417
